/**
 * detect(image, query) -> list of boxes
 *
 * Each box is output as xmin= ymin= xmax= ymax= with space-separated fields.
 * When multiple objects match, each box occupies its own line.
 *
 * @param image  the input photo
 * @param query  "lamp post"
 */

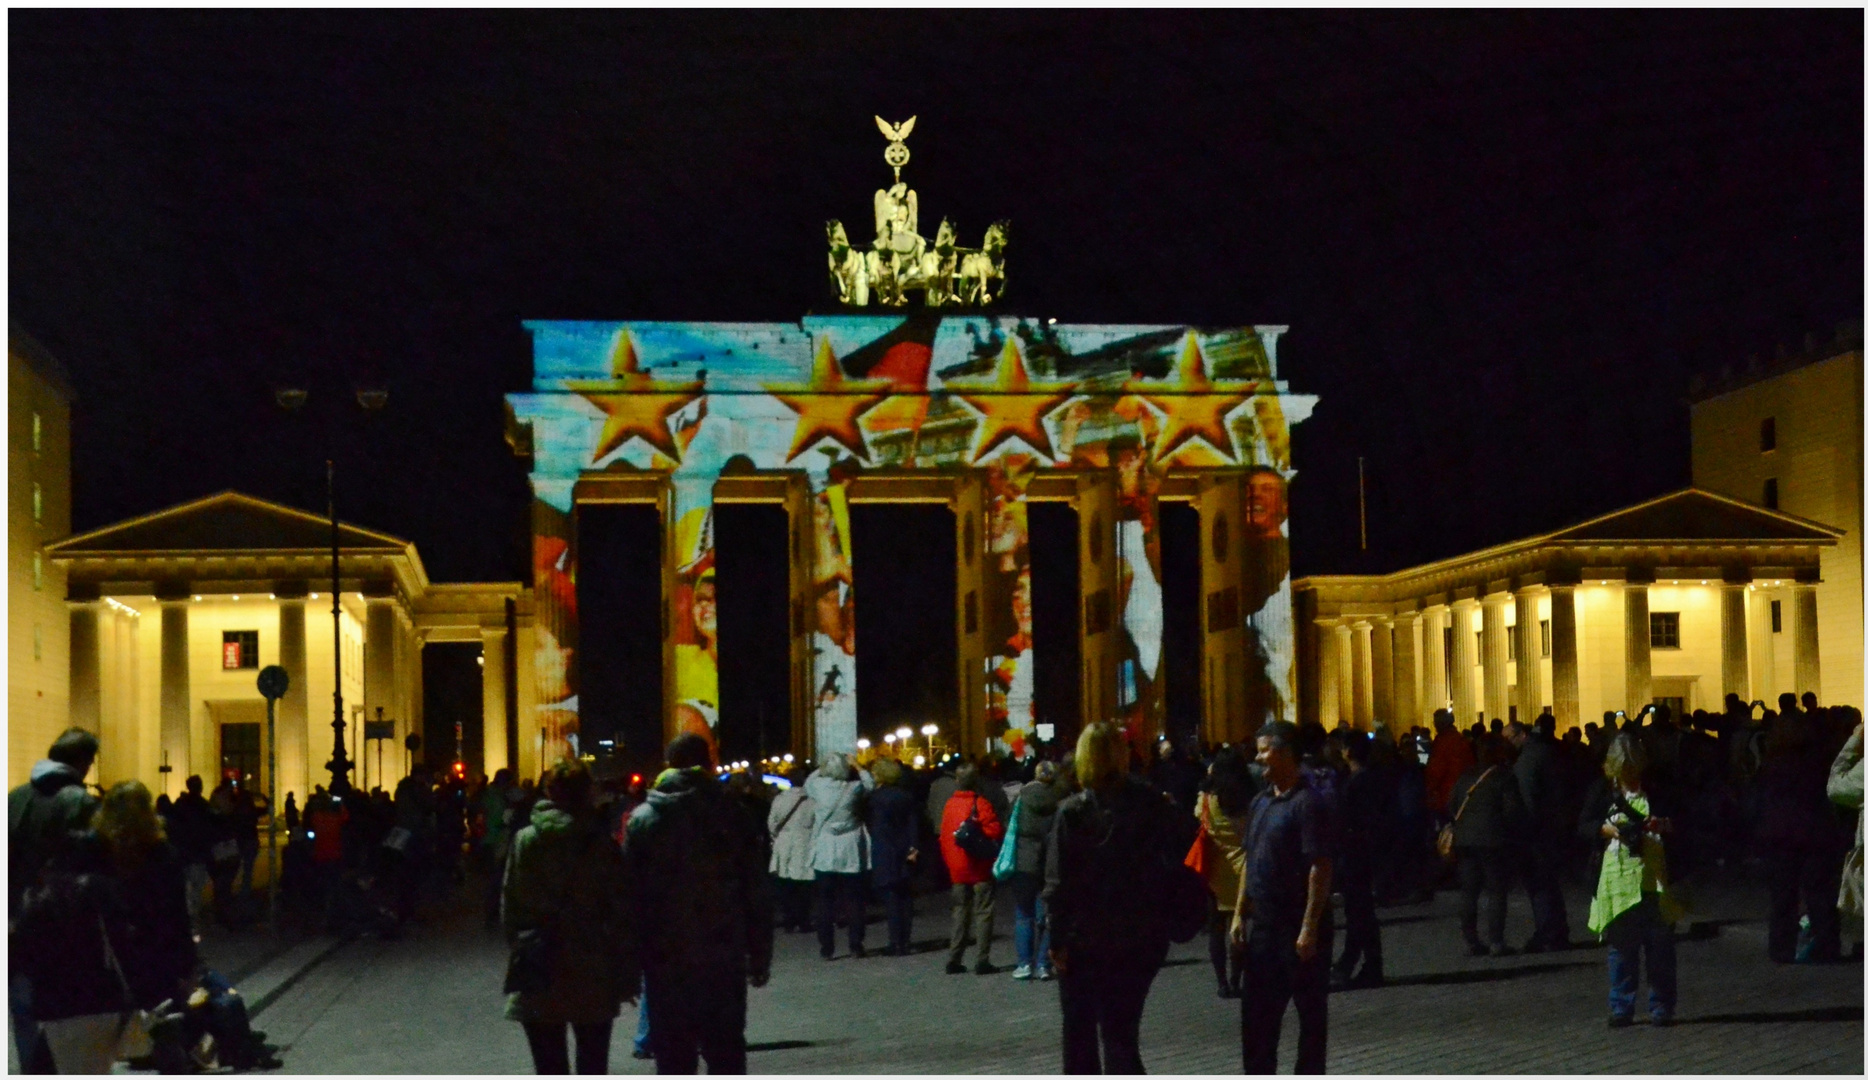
xmin=276 ymin=385 xmax=388 ymax=797
xmin=921 ymin=723 xmax=939 ymax=760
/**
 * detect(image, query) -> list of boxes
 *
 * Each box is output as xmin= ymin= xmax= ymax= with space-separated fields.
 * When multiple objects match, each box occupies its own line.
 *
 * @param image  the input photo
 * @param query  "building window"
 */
xmin=1771 ymin=599 xmax=1782 ymax=634
xmin=1539 ymin=619 xmax=1551 ymax=658
xmin=1506 ymin=627 xmax=1517 ymax=662
xmin=31 ymin=412 xmax=42 ymax=453
xmin=31 ymin=551 xmax=42 ymax=591
xmin=1760 ymin=417 xmax=1776 ymax=452
xmin=1475 ymin=630 xmax=1484 ymax=659
xmin=1762 ymin=477 xmax=1778 ymax=509
xmin=1650 ymin=611 xmax=1681 ymax=650
xmin=222 ymin=630 xmax=260 ymax=670
xmin=32 ymin=624 xmax=42 ymax=662
xmin=31 ymin=483 xmax=42 ymax=523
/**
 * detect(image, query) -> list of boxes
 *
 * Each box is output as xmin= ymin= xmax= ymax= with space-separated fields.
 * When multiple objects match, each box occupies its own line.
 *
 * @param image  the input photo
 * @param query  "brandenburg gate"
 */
xmin=502 ymin=119 xmax=1316 ymax=766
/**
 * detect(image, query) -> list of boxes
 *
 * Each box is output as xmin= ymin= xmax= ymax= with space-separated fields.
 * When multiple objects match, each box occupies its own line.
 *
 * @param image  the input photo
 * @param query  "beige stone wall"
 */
xmin=8 ymin=346 xmax=72 ymax=787
xmin=1693 ymin=351 xmax=1864 ymax=708
xmin=1647 ymin=582 xmax=1724 ymax=712
xmin=1575 ymin=584 xmax=1627 ymax=724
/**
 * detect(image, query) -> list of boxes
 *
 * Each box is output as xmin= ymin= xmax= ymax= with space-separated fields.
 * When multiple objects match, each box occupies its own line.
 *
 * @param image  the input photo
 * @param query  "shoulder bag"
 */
xmin=952 ymin=795 xmax=998 ymax=861
xmin=992 ymin=797 xmax=1024 ymax=882
xmin=1184 ymin=796 xmax=1218 ymax=882
xmin=1436 ymin=767 xmax=1497 ymax=863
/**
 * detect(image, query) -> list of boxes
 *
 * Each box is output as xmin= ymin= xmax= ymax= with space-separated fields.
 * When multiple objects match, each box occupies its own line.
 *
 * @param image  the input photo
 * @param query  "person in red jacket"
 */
xmin=939 ymin=764 xmax=1005 ymax=975
xmin=1424 ymin=709 xmax=1477 ymax=819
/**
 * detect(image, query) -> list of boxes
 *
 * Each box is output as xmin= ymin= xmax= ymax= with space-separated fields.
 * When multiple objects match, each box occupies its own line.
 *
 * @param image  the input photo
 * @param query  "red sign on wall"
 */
xmin=223 ymin=641 xmax=243 ymax=669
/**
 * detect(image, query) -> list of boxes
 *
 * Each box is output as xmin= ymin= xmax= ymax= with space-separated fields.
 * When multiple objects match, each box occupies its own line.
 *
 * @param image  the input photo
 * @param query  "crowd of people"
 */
xmin=9 ymin=688 xmax=1860 ymax=1074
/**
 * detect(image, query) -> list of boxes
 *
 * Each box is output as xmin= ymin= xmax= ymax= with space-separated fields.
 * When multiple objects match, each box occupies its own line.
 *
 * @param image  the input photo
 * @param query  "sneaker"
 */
xmin=945 ymin=961 xmax=967 ymax=975
xmin=1012 ymin=964 xmax=1034 ymax=980
xmin=1037 ymin=967 xmax=1054 ymax=981
xmin=974 ymin=961 xmax=999 ymax=975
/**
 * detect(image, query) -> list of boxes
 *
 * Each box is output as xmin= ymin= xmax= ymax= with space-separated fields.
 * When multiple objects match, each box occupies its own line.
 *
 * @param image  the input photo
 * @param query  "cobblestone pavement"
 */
xmin=260 ymin=869 xmax=1861 ymax=1075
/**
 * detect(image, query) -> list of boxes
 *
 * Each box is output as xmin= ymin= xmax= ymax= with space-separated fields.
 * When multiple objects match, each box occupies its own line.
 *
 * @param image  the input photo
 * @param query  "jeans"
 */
xmin=1604 ymin=897 xmax=1677 ymax=1020
xmin=644 ymin=962 xmax=748 ymax=1075
xmin=814 ymin=871 xmax=866 ymax=956
xmin=1335 ymin=854 xmax=1382 ymax=977
xmin=1522 ymin=842 xmax=1571 ymax=948
xmin=1011 ymin=873 xmax=1049 ymax=971
xmin=522 ymin=1020 xmax=612 ymax=1074
xmin=9 ymin=971 xmax=54 ymax=1074
xmin=877 ymin=881 xmax=915 ymax=953
xmin=633 ymin=974 xmax=651 ymax=1056
xmin=1765 ymin=847 xmax=1842 ymax=962
xmin=1456 ymin=848 xmax=1511 ymax=949
xmin=1058 ymin=954 xmax=1159 ymax=1073
xmin=1242 ymin=920 xmax=1332 ymax=1075
xmin=949 ymin=881 xmax=996 ymax=967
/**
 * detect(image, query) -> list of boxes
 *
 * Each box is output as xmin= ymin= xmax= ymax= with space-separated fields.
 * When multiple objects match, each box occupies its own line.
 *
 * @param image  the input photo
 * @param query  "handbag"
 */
xmin=952 ymin=795 xmax=998 ymax=861
xmin=1436 ymin=767 xmax=1497 ymax=862
xmin=503 ymin=927 xmax=554 ymax=995
xmin=1185 ymin=798 xmax=1217 ymax=882
xmin=992 ymin=798 xmax=1023 ymax=882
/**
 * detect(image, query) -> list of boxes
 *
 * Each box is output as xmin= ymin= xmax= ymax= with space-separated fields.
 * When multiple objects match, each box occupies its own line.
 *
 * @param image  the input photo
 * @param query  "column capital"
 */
xmin=1625 ymin=566 xmax=1655 ymax=586
xmin=273 ymin=581 xmax=311 ymax=601
xmin=1451 ymin=595 xmax=1481 ymax=611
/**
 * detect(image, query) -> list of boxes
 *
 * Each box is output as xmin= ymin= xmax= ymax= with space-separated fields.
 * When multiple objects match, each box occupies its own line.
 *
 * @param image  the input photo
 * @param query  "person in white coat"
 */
xmin=767 ymin=772 xmax=818 ymax=933
xmin=805 ymin=753 xmax=875 ymax=960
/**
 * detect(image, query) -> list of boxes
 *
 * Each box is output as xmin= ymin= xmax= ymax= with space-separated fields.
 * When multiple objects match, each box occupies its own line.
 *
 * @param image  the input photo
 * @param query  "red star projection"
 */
xmin=949 ymin=339 xmax=1079 ymax=464
xmin=1128 ymin=334 xmax=1254 ymax=463
xmin=767 ymin=337 xmax=894 ymax=462
xmin=571 ymin=330 xmax=706 ymax=464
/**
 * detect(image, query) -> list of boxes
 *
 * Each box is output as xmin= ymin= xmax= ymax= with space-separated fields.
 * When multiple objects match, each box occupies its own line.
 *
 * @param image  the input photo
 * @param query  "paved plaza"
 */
xmin=241 ymin=867 xmax=1860 ymax=1075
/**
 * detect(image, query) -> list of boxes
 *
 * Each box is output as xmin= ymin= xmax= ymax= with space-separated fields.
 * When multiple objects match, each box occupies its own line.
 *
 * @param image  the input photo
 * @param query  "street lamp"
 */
xmin=276 ymin=384 xmax=388 ymax=797
xmin=921 ymin=723 xmax=939 ymax=757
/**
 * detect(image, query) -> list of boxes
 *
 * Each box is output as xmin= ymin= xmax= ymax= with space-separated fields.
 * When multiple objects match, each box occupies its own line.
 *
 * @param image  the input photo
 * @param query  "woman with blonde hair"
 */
xmin=865 ymin=756 xmax=920 ymax=955
xmin=1043 ymin=723 xmax=1182 ymax=1072
xmin=1580 ymin=730 xmax=1684 ymax=1027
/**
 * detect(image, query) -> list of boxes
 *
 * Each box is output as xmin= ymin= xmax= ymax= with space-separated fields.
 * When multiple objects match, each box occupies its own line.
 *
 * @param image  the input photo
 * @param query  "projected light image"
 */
xmin=509 ymin=315 xmax=1311 ymax=765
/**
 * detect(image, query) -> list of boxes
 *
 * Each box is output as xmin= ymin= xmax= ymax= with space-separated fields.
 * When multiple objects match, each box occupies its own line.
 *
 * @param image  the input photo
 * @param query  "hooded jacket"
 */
xmin=501 ymin=801 xmax=636 ymax=1025
xmin=625 ymin=769 xmax=773 ymax=978
xmin=1011 ymin=778 xmax=1064 ymax=877
xmin=1042 ymin=775 xmax=1179 ymax=967
xmin=8 ymin=759 xmax=98 ymax=916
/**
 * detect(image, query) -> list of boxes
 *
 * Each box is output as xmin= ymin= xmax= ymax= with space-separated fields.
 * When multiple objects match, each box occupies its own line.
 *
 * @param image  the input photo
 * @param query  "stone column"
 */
xmin=1513 ymin=589 xmax=1544 ymax=721
xmin=1480 ymin=594 xmax=1510 ymax=723
xmin=953 ymin=473 xmax=990 ymax=759
xmin=481 ymin=625 xmax=509 ymax=777
xmin=1423 ymin=605 xmax=1449 ymax=716
xmin=1199 ymin=476 xmax=1248 ymax=745
xmin=1549 ymin=584 xmax=1580 ymax=730
xmin=1076 ymin=471 xmax=1121 ymax=744
xmin=68 ymin=599 xmax=102 ymax=734
xmin=1792 ymin=582 xmax=1821 ymax=698
xmin=159 ymin=599 xmax=191 ymax=798
xmin=1623 ymin=581 xmax=1651 ymax=714
xmin=363 ymin=593 xmax=398 ymax=781
xmin=1371 ymin=618 xmax=1395 ymax=732
xmin=1350 ymin=621 xmax=1374 ymax=729
xmin=1720 ymin=581 xmax=1750 ymax=703
xmin=277 ymin=594 xmax=310 ymax=802
xmin=1393 ymin=611 xmax=1421 ymax=728
xmin=1316 ymin=619 xmax=1342 ymax=729
xmin=1450 ymin=599 xmax=1480 ymax=723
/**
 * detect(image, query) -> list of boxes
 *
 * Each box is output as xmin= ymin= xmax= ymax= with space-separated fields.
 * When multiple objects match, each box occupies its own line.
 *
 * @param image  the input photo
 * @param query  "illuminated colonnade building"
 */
xmin=504 ymin=316 xmax=1317 ymax=766
xmin=45 ymin=492 xmax=534 ymax=798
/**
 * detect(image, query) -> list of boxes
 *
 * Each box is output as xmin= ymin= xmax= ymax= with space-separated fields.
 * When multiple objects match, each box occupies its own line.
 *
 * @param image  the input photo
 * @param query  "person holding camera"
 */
xmin=1580 ymin=730 xmax=1684 ymax=1028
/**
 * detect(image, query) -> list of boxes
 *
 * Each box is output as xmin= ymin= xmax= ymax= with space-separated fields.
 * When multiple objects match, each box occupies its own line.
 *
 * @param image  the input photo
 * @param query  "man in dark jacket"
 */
xmin=168 ymin=775 xmax=216 ymax=934
xmin=1333 ymin=733 xmax=1389 ymax=988
xmin=1510 ymin=715 xmax=1572 ymax=951
xmin=7 ymin=727 xmax=101 ymax=1074
xmin=1448 ymin=737 xmax=1527 ymax=957
xmin=625 ymin=734 xmax=773 ymax=1074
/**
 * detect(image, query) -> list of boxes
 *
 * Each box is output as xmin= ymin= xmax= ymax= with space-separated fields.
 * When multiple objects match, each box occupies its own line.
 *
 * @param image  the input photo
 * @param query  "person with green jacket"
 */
xmin=502 ymin=759 xmax=637 ymax=1074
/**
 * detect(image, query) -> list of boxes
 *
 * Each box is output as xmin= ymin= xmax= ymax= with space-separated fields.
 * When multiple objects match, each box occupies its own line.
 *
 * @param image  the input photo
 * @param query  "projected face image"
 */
xmin=692 ymin=577 xmax=718 ymax=644
xmin=1011 ymin=569 xmax=1033 ymax=640
xmin=1243 ymin=469 xmax=1288 ymax=538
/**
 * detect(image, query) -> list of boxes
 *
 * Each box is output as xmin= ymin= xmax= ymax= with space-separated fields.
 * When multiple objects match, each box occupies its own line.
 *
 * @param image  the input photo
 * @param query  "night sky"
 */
xmin=11 ymin=13 xmax=1861 ymax=600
